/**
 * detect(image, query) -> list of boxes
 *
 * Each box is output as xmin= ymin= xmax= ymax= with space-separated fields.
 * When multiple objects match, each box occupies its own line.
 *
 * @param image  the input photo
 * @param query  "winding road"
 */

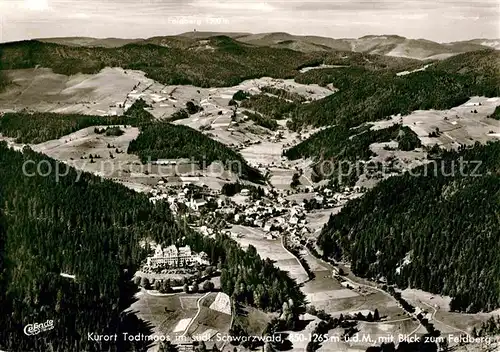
xmin=420 ymin=301 xmax=470 ymax=337
xmin=181 ymin=292 xmax=210 ymax=337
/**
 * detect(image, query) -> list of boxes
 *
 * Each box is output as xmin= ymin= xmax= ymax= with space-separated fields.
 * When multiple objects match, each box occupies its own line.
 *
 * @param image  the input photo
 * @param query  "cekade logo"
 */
xmin=23 ymin=320 xmax=55 ymax=336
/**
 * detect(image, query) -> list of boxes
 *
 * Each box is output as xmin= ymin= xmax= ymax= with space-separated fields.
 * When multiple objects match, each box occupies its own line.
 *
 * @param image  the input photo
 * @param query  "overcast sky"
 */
xmin=1 ymin=0 xmax=499 ymax=43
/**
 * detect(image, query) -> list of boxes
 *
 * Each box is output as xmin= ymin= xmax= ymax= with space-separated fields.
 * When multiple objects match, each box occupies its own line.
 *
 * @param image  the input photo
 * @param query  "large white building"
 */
xmin=146 ymin=244 xmax=209 ymax=268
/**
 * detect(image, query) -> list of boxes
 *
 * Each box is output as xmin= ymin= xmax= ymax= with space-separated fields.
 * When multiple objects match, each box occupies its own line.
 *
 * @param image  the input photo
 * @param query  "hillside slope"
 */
xmin=318 ymin=142 xmax=500 ymax=313
xmin=0 ymin=99 xmax=154 ymax=143
xmin=0 ymin=37 xmax=313 ymax=87
xmin=288 ymin=50 xmax=500 ymax=129
xmin=38 ymin=37 xmax=142 ymax=48
xmin=128 ymin=122 xmax=263 ymax=182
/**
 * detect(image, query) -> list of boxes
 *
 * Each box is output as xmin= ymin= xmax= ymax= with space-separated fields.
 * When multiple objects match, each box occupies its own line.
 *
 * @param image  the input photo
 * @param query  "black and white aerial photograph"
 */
xmin=0 ymin=1 xmax=499 ymax=351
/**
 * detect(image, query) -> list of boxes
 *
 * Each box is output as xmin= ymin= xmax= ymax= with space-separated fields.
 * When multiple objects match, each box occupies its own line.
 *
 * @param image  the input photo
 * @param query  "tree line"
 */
xmin=0 ymin=37 xmax=426 ymax=90
xmin=127 ymin=122 xmax=263 ymax=182
xmin=0 ymin=38 xmax=311 ymax=88
xmin=488 ymin=106 xmax=500 ymax=120
xmin=240 ymin=93 xmax=299 ymax=120
xmin=0 ymin=99 xmax=153 ymax=144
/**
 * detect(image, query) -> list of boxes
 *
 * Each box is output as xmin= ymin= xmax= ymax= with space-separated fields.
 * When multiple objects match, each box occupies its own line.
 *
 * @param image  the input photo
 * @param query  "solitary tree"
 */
xmin=154 ymin=280 xmax=161 ymax=291
xmin=140 ymin=277 xmax=150 ymax=289
xmin=161 ymin=279 xmax=172 ymax=293
xmin=203 ymin=281 xmax=215 ymax=292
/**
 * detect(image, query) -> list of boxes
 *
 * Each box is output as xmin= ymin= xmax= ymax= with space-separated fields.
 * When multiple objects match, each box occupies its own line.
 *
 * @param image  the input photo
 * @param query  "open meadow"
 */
xmin=371 ymin=96 xmax=500 ymax=149
xmin=130 ymin=291 xmax=232 ymax=350
xmin=230 ymin=224 xmax=309 ymax=284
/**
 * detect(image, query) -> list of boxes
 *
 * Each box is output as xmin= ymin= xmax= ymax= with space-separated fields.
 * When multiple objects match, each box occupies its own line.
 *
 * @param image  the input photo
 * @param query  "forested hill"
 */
xmin=284 ymin=124 xmax=421 ymax=184
xmin=0 ymin=38 xmax=422 ymax=88
xmin=289 ymin=50 xmax=500 ymax=129
xmin=318 ymin=141 xmax=500 ymax=313
xmin=0 ymin=99 xmax=154 ymax=144
xmin=0 ymin=143 xmax=303 ymax=351
xmin=127 ymin=122 xmax=263 ymax=182
xmin=0 ymin=38 xmax=311 ymax=87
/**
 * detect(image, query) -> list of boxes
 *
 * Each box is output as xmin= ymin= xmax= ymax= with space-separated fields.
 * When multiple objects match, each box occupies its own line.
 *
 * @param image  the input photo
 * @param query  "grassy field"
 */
xmin=129 ymin=290 xmax=233 ymax=349
xmin=401 ymin=289 xmax=500 ymax=335
xmin=186 ymin=293 xmax=232 ymax=346
xmin=233 ymin=305 xmax=276 ymax=337
xmin=130 ymin=290 xmax=203 ymax=341
xmin=0 ymin=67 xmax=150 ymax=115
xmin=230 ymin=224 xmax=309 ymax=284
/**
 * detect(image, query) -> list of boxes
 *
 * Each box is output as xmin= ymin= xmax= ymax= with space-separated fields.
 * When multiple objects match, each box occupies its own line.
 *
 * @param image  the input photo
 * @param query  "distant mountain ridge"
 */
xmin=36 ymin=32 xmax=499 ymax=60
xmin=232 ymin=32 xmax=497 ymax=60
xmin=38 ymin=36 xmax=143 ymax=48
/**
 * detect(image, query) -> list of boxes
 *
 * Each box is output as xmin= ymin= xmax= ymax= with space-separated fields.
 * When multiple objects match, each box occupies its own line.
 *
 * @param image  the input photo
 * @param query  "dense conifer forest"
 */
xmin=0 ymin=143 xmax=302 ymax=351
xmin=0 ymin=112 xmax=125 ymax=143
xmin=285 ymin=124 xmax=420 ymax=183
xmin=241 ymin=110 xmax=279 ymax=131
xmin=319 ymin=50 xmax=422 ymax=72
xmin=240 ymin=93 xmax=300 ymax=119
xmin=318 ymin=141 xmax=500 ymax=312
xmin=290 ymin=50 xmax=499 ymax=129
xmin=127 ymin=122 xmax=263 ymax=182
xmin=260 ymin=86 xmax=306 ymax=103
xmin=0 ymin=99 xmax=153 ymax=144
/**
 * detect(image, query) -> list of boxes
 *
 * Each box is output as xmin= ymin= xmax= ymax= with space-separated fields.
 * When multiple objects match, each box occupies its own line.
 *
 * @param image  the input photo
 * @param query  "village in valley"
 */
xmin=1 ymin=53 xmax=499 ymax=352
xmin=1 ymin=0 xmax=500 ymax=349
xmin=102 ymin=74 xmax=499 ymax=351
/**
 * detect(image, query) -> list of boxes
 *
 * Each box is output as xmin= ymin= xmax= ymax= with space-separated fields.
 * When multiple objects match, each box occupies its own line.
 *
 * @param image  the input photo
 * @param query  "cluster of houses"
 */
xmin=149 ymin=182 xmax=221 ymax=213
xmin=307 ymin=186 xmax=363 ymax=209
xmin=221 ymin=186 xmax=363 ymax=243
xmin=147 ymin=178 xmax=363 ymax=249
xmin=145 ymin=244 xmax=209 ymax=269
